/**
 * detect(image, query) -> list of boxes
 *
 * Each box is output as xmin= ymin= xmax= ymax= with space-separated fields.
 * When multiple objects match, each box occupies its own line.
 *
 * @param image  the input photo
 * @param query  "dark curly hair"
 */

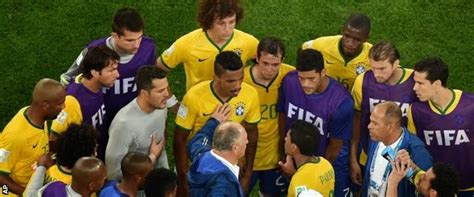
xmin=55 ymin=123 xmax=98 ymax=169
xmin=197 ymin=0 xmax=243 ymax=31
xmin=431 ymin=163 xmax=459 ymax=197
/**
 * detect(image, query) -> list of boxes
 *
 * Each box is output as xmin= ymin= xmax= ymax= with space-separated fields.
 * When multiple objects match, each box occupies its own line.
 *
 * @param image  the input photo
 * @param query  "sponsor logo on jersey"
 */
xmin=91 ymin=104 xmax=106 ymax=128
xmin=232 ymin=48 xmax=243 ymax=57
xmin=107 ymin=77 xmax=137 ymax=95
xmin=287 ymin=102 xmax=324 ymax=135
xmin=177 ymin=104 xmax=188 ymax=119
xmin=355 ymin=64 xmax=366 ymax=75
xmin=164 ymin=44 xmax=175 ymax=57
xmin=0 ymin=148 xmax=10 ymax=162
xmin=369 ymin=98 xmax=410 ymax=117
xmin=423 ymin=129 xmax=470 ymax=146
xmin=198 ymin=58 xmax=209 ymax=62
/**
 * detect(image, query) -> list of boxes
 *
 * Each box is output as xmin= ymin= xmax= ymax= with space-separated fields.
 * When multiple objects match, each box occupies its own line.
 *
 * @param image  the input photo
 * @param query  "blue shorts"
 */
xmin=333 ymin=141 xmax=351 ymax=197
xmin=249 ymin=169 xmax=289 ymax=196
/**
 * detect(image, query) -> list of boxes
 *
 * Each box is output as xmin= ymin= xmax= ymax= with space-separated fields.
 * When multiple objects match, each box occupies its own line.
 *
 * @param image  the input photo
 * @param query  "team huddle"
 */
xmin=0 ymin=0 xmax=473 ymax=197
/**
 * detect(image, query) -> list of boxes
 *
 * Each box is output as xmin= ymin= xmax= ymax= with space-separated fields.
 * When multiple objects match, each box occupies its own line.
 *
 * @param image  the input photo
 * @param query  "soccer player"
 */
xmin=156 ymin=0 xmax=259 ymax=91
xmin=387 ymin=162 xmax=459 ymax=197
xmin=361 ymin=102 xmax=432 ymax=196
xmin=243 ymin=37 xmax=294 ymax=196
xmin=51 ymin=45 xmax=120 ymax=160
xmin=350 ymin=41 xmax=418 ymax=185
xmin=279 ymin=120 xmax=335 ymax=197
xmin=407 ymin=57 xmax=474 ymax=196
xmin=38 ymin=157 xmax=107 ymax=197
xmin=302 ymin=13 xmax=372 ymax=91
xmin=175 ymin=51 xmax=260 ymax=196
xmin=0 ymin=78 xmax=65 ymax=196
xmin=106 ymin=66 xmax=169 ymax=181
xmin=100 ymin=152 xmax=153 ymax=196
xmin=23 ymin=123 xmax=98 ymax=197
xmin=59 ymin=8 xmax=171 ymax=130
xmin=277 ymin=49 xmax=353 ymax=197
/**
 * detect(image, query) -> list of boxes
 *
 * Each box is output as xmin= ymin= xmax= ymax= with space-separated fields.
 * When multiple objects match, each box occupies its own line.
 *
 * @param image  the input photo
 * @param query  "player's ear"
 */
xmin=111 ymin=32 xmax=119 ymax=40
xmin=393 ymin=59 xmax=400 ymax=67
xmin=91 ymin=69 xmax=100 ymax=78
xmin=433 ymin=79 xmax=442 ymax=88
xmin=321 ymin=68 xmax=326 ymax=77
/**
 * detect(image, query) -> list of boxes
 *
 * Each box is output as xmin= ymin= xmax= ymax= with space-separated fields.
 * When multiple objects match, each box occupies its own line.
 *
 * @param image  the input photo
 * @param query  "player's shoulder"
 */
xmin=179 ymin=29 xmax=205 ymax=41
xmin=233 ymin=29 xmax=257 ymax=39
xmin=140 ymin=36 xmax=157 ymax=47
xmin=87 ymin=37 xmax=108 ymax=48
xmin=241 ymin=81 xmax=258 ymax=94
xmin=186 ymin=80 xmax=213 ymax=96
xmin=280 ymin=63 xmax=296 ymax=73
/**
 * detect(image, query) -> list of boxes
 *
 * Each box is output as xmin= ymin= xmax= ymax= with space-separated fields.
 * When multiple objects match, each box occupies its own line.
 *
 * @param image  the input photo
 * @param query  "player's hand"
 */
xmin=36 ymin=154 xmax=55 ymax=169
xmin=278 ymin=155 xmax=296 ymax=178
xmin=388 ymin=159 xmax=409 ymax=185
xmin=212 ymin=103 xmax=231 ymax=123
xmin=350 ymin=159 xmax=363 ymax=185
xmin=149 ymin=134 xmax=165 ymax=162
xmin=395 ymin=149 xmax=413 ymax=169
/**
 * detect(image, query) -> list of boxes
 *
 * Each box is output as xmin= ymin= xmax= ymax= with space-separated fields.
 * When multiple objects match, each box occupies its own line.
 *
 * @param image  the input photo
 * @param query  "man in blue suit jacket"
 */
xmin=361 ymin=101 xmax=432 ymax=197
xmin=187 ymin=104 xmax=248 ymax=197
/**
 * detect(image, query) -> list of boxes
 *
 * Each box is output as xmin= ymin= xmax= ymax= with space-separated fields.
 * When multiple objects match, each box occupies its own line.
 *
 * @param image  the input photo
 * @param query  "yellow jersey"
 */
xmin=302 ymin=35 xmax=372 ymax=91
xmin=45 ymin=164 xmax=72 ymax=185
xmin=176 ymin=80 xmax=261 ymax=142
xmin=0 ymin=107 xmax=49 ymax=188
xmin=50 ymin=95 xmax=82 ymax=135
xmin=243 ymin=63 xmax=294 ymax=170
xmin=288 ymin=157 xmax=335 ymax=197
xmin=160 ymin=29 xmax=259 ymax=91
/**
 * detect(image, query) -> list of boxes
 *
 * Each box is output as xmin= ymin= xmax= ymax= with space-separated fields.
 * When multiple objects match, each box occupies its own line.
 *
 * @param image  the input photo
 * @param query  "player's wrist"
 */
xmin=166 ymin=94 xmax=178 ymax=108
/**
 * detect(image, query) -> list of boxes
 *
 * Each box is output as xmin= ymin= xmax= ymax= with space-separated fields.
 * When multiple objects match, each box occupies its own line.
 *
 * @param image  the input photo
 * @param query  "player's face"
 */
xmin=215 ymin=68 xmax=244 ymax=97
xmin=98 ymin=60 xmax=120 ymax=88
xmin=256 ymin=52 xmax=283 ymax=80
xmin=209 ymin=14 xmax=236 ymax=42
xmin=413 ymin=71 xmax=436 ymax=102
xmin=297 ymin=70 xmax=324 ymax=95
xmin=113 ymin=29 xmax=143 ymax=54
xmin=370 ymin=58 xmax=399 ymax=83
xmin=341 ymin=25 xmax=368 ymax=57
xmin=147 ymin=78 xmax=170 ymax=109
xmin=368 ymin=106 xmax=390 ymax=142
xmin=45 ymin=88 xmax=66 ymax=120
xmin=417 ymin=168 xmax=435 ymax=196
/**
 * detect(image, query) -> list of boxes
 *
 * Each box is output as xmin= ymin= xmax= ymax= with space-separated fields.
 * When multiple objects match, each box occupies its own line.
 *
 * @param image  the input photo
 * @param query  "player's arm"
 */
xmin=155 ymin=56 xmax=170 ymax=73
xmin=326 ymin=97 xmax=354 ymax=163
xmin=349 ymin=73 xmax=364 ymax=184
xmin=276 ymin=84 xmax=287 ymax=162
xmin=406 ymin=105 xmax=417 ymax=134
xmin=60 ymin=48 xmax=88 ymax=86
xmin=173 ymin=126 xmax=190 ymax=197
xmin=0 ymin=174 xmax=24 ymax=195
xmin=105 ymin=120 xmax=133 ymax=180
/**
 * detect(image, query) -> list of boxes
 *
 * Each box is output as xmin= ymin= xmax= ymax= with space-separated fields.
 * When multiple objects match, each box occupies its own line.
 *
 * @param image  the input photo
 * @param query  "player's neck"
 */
xmin=252 ymin=66 xmax=273 ymax=86
xmin=26 ymin=105 xmax=45 ymax=128
xmin=315 ymin=76 xmax=329 ymax=93
xmin=206 ymin=30 xmax=230 ymax=48
xmin=212 ymin=82 xmax=232 ymax=102
xmin=81 ymin=77 xmax=101 ymax=93
xmin=294 ymin=155 xmax=317 ymax=169
xmin=383 ymin=127 xmax=403 ymax=146
xmin=213 ymin=149 xmax=239 ymax=165
xmin=431 ymin=87 xmax=453 ymax=111
xmin=117 ymin=181 xmax=138 ymax=197
xmin=136 ymin=95 xmax=154 ymax=113
xmin=386 ymin=67 xmax=403 ymax=85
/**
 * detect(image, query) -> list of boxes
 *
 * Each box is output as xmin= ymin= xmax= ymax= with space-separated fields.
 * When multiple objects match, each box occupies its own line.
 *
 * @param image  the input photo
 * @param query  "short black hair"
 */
xmin=112 ymin=7 xmax=144 ymax=35
xmin=431 ymin=163 xmax=459 ymax=197
xmin=55 ymin=123 xmax=98 ymax=169
xmin=289 ymin=120 xmax=320 ymax=156
xmin=257 ymin=37 xmax=285 ymax=60
xmin=144 ymin=168 xmax=177 ymax=197
xmin=120 ymin=152 xmax=152 ymax=180
xmin=81 ymin=45 xmax=120 ymax=79
xmin=343 ymin=13 xmax=371 ymax=36
xmin=296 ymin=48 xmax=324 ymax=72
xmin=414 ymin=57 xmax=449 ymax=87
xmin=214 ymin=51 xmax=243 ymax=76
xmin=135 ymin=66 xmax=167 ymax=92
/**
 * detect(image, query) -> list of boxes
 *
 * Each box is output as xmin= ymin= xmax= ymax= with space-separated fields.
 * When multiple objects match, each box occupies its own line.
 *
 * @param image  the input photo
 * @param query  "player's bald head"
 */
xmin=213 ymin=122 xmax=245 ymax=151
xmin=72 ymin=157 xmax=106 ymax=188
xmin=32 ymin=78 xmax=64 ymax=103
xmin=375 ymin=101 xmax=402 ymax=126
